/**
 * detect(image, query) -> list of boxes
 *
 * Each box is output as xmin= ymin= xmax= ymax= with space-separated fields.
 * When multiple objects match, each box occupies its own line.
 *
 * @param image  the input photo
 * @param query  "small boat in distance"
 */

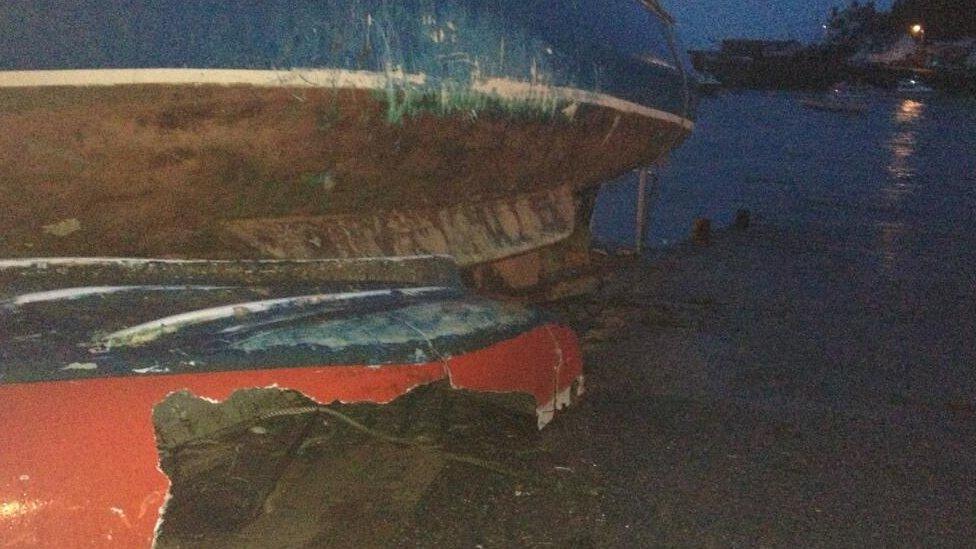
xmin=896 ymin=77 xmax=935 ymax=95
xmin=695 ymin=72 xmax=723 ymax=95
xmin=799 ymin=82 xmax=869 ymax=114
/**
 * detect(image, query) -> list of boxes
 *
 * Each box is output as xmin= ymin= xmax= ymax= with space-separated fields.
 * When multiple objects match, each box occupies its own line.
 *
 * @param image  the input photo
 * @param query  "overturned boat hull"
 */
xmin=0 ymin=257 xmax=583 ymax=546
xmin=0 ymin=1 xmax=694 ymax=292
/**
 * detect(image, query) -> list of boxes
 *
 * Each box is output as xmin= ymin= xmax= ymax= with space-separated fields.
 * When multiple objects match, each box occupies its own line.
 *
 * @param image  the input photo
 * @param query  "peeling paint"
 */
xmin=0 ymin=500 xmax=46 ymax=520
xmin=536 ymin=380 xmax=584 ymax=429
xmin=1 ymin=256 xmax=583 ymax=546
xmin=1 ymin=324 xmax=583 ymax=547
xmin=224 ymin=185 xmax=578 ymax=267
xmin=61 ymin=363 xmax=98 ymax=371
xmin=41 ymin=218 xmax=82 ymax=237
xmin=132 ymin=366 xmax=172 ymax=375
xmin=230 ymin=301 xmax=533 ymax=356
xmin=96 ymin=287 xmax=449 ymax=349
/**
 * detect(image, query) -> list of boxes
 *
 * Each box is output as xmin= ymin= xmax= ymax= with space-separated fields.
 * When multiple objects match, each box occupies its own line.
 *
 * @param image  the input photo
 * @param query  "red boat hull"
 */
xmin=0 ymin=324 xmax=582 ymax=547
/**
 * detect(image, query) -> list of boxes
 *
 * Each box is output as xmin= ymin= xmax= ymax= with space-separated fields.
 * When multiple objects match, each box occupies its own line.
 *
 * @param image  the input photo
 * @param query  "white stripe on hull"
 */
xmin=3 ymin=286 xmax=230 ymax=308
xmin=0 ymin=68 xmax=694 ymax=131
xmin=472 ymin=77 xmax=695 ymax=131
xmin=0 ymin=68 xmax=425 ymax=90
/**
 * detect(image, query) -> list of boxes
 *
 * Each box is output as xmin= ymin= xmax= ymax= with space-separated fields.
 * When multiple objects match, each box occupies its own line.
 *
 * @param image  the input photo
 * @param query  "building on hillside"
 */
xmin=860 ymin=34 xmax=918 ymax=64
xmin=925 ymin=39 xmax=976 ymax=68
xmin=719 ymin=39 xmax=804 ymax=59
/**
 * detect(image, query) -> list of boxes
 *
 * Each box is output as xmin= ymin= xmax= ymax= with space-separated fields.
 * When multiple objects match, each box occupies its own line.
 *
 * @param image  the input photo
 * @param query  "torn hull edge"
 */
xmin=0 ymin=327 xmax=582 ymax=547
xmin=0 ymin=259 xmax=583 ymax=547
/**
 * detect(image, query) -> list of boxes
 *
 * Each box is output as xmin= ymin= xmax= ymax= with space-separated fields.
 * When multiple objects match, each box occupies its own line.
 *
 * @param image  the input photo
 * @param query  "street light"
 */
xmin=909 ymin=23 xmax=925 ymax=45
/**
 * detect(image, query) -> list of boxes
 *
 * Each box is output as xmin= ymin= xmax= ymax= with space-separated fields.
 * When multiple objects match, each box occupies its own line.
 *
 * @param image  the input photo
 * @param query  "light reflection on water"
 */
xmin=876 ymin=220 xmax=907 ymax=273
xmin=885 ymin=131 xmax=917 ymax=182
xmin=895 ymin=98 xmax=924 ymax=123
xmin=591 ymin=90 xmax=976 ymax=417
xmin=878 ymin=99 xmax=925 ymax=271
xmin=885 ymin=99 xmax=923 ymax=183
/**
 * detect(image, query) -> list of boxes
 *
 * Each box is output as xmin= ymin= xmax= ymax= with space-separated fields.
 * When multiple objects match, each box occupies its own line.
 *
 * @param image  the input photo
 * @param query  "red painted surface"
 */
xmin=0 ymin=324 xmax=582 ymax=547
xmin=449 ymin=324 xmax=583 ymax=406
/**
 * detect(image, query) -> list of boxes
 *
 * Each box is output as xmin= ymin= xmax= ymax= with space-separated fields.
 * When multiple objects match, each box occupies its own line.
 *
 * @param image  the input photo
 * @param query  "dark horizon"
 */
xmin=665 ymin=0 xmax=895 ymax=48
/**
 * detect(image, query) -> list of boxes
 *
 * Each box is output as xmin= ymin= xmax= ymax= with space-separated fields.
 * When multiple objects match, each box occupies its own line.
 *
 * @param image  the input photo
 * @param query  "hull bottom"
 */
xmin=0 ymin=84 xmax=689 ymax=275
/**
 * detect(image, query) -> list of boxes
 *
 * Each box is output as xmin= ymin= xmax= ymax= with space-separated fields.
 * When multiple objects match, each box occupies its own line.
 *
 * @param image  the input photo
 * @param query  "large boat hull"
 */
xmin=0 ymin=81 xmax=686 ymax=256
xmin=0 ymin=0 xmax=694 ymax=288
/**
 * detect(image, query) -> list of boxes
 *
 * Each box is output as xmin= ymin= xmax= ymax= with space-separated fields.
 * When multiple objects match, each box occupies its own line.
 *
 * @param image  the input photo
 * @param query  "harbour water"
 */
xmin=594 ymin=89 xmax=976 ymax=421
xmin=596 ymin=90 xmax=976 ymax=254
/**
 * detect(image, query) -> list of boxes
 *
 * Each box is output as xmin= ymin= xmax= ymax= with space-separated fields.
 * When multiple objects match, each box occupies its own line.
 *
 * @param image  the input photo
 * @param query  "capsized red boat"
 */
xmin=0 ymin=256 xmax=583 ymax=547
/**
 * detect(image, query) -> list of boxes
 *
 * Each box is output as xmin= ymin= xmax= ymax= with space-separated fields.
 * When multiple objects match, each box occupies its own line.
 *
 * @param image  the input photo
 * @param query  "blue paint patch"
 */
xmin=0 ymin=283 xmax=549 ymax=384
xmin=231 ymin=299 xmax=537 ymax=356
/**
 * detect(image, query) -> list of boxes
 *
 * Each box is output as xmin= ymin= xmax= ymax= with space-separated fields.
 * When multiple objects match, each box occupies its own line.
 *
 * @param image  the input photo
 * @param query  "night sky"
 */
xmin=664 ymin=0 xmax=895 ymax=48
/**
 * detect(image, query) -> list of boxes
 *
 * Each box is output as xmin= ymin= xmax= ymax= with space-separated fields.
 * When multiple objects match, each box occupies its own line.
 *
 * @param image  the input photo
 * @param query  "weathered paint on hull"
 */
xmin=223 ymin=184 xmax=578 ymax=267
xmin=0 ymin=1 xmax=692 ymax=118
xmin=0 ymin=1 xmax=694 ymax=266
xmin=0 ymin=84 xmax=688 ymax=260
xmin=0 ymin=325 xmax=583 ymax=548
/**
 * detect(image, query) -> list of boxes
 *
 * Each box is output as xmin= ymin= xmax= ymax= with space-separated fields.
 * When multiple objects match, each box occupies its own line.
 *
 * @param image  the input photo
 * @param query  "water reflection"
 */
xmin=876 ymin=220 xmax=907 ymax=273
xmin=884 ymin=99 xmax=924 ymax=193
xmin=895 ymin=98 xmax=924 ymax=123
xmin=885 ymin=130 xmax=918 ymax=183
xmin=878 ymin=99 xmax=926 ymax=273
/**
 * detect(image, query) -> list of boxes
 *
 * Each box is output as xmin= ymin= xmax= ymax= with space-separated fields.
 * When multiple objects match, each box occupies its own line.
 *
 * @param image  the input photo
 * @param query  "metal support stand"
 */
xmin=635 ymin=168 xmax=648 ymax=255
xmin=634 ymin=167 xmax=660 ymax=256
